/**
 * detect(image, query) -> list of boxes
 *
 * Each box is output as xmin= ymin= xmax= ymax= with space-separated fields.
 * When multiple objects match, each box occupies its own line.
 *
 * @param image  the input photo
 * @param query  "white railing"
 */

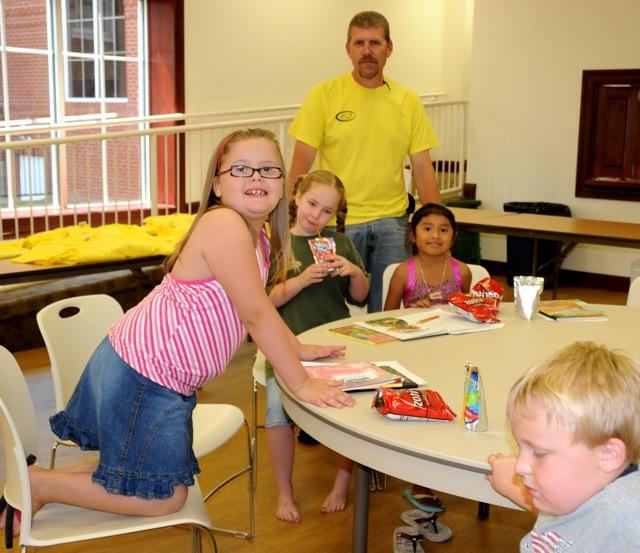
xmin=0 ymin=99 xmax=468 ymax=240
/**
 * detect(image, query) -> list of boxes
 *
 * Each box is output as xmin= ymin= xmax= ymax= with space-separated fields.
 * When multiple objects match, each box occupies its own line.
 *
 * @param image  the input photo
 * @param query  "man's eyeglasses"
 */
xmin=217 ymin=165 xmax=283 ymax=179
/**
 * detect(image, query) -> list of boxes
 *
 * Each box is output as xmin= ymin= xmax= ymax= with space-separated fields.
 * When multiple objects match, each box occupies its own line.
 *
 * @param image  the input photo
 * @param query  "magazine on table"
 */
xmin=354 ymin=309 xmax=505 ymax=341
xmin=538 ymin=299 xmax=608 ymax=322
xmin=301 ymin=360 xmax=425 ymax=392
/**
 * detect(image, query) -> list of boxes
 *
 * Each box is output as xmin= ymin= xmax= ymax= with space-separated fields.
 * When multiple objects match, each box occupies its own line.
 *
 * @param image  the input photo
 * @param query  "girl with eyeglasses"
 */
xmin=3 ymin=129 xmax=354 ymax=536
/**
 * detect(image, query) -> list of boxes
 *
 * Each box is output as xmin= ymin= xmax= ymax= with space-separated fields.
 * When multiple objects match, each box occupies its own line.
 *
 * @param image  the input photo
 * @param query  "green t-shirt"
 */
xmin=265 ymin=228 xmax=368 ymax=378
xmin=288 ymin=72 xmax=439 ymax=224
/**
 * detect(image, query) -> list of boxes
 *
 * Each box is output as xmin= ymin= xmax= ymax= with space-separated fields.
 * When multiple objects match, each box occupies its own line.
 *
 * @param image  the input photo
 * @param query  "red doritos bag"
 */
xmin=448 ymin=277 xmax=504 ymax=323
xmin=371 ymin=387 xmax=457 ymax=422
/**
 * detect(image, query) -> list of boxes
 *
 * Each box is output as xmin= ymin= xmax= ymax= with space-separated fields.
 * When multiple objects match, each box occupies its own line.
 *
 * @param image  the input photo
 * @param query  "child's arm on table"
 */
xmin=486 ymin=453 xmax=536 ymax=512
xmin=203 ymin=210 xmax=354 ymax=408
xmin=269 ymin=263 xmax=328 ymax=307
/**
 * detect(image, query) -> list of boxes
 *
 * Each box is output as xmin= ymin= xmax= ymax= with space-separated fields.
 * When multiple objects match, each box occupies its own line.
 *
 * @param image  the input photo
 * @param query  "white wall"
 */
xmin=468 ymin=0 xmax=640 ymax=276
xmin=184 ymin=0 xmax=470 ymax=114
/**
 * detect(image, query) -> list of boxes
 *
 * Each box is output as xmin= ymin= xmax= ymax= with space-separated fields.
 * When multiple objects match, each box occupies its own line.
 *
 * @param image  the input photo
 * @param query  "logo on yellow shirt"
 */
xmin=335 ymin=111 xmax=356 ymax=122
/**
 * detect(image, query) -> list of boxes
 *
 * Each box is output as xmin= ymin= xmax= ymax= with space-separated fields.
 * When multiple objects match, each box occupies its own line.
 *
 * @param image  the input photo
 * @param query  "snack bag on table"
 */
xmin=448 ymin=277 xmax=504 ymax=323
xmin=372 ymin=387 xmax=457 ymax=422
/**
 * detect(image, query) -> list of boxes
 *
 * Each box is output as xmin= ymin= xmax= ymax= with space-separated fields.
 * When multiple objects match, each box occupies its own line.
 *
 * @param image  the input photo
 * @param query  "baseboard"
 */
xmin=481 ymin=260 xmax=630 ymax=293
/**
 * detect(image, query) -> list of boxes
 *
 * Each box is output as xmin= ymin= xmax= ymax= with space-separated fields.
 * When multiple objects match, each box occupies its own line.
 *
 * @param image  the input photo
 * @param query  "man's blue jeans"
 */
xmin=345 ymin=216 xmax=410 ymax=313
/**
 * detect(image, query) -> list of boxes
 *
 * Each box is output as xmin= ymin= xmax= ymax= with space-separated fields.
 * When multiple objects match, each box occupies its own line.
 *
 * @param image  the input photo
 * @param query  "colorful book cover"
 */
xmin=301 ymin=360 xmax=425 ymax=392
xmin=355 ymin=309 xmax=505 ymax=341
xmin=538 ymin=299 xmax=608 ymax=321
xmin=326 ymin=324 xmax=397 ymax=345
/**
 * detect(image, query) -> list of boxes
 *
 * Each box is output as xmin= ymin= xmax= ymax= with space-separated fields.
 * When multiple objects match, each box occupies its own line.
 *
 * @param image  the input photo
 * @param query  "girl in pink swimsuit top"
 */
xmin=385 ymin=203 xmax=473 ymax=309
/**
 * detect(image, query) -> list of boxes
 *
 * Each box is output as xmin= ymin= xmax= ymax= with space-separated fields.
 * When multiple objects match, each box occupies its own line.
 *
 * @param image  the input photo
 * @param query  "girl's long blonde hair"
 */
xmin=164 ymin=128 xmax=291 ymax=283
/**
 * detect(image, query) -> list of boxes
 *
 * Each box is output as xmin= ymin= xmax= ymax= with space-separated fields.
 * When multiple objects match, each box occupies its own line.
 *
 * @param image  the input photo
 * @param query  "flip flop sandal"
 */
xmin=401 ymin=509 xmax=453 ymax=543
xmin=402 ymin=486 xmax=445 ymax=513
xmin=393 ymin=526 xmax=425 ymax=553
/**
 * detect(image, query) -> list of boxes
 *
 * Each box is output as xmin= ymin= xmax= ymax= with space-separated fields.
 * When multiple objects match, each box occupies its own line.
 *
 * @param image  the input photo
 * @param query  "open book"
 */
xmin=538 ymin=299 xmax=608 ymax=322
xmin=354 ymin=309 xmax=505 ymax=341
xmin=302 ymin=360 xmax=425 ymax=392
xmin=326 ymin=324 xmax=397 ymax=345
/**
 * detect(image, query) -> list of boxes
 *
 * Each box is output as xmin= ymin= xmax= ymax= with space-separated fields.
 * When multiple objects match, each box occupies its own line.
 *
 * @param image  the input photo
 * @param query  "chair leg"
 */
xmin=477 ymin=501 xmax=490 ymax=520
xmin=251 ymin=378 xmax=258 ymax=491
xmin=193 ymin=525 xmax=217 ymax=553
xmin=49 ymin=441 xmax=59 ymax=469
xmin=206 ymin=419 xmax=255 ymax=540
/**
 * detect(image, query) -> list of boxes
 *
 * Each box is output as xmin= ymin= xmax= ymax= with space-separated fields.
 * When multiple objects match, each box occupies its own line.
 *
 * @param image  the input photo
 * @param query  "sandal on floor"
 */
xmin=401 ymin=509 xmax=453 ymax=543
xmin=402 ymin=485 xmax=445 ymax=513
xmin=393 ymin=526 xmax=425 ymax=553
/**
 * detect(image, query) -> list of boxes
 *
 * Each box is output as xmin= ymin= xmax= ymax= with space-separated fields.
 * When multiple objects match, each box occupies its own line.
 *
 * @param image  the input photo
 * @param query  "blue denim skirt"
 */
xmin=50 ymin=337 xmax=200 ymax=500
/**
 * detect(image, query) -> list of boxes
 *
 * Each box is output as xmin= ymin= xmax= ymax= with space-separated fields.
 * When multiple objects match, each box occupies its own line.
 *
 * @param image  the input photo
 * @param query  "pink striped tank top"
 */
xmin=108 ymin=229 xmax=270 ymax=396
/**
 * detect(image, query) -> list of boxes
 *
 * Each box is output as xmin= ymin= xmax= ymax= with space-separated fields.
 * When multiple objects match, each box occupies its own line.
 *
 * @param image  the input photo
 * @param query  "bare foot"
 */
xmin=276 ymin=496 xmax=301 ymax=523
xmin=320 ymin=488 xmax=348 ymax=513
xmin=0 ymin=464 xmax=48 ymax=538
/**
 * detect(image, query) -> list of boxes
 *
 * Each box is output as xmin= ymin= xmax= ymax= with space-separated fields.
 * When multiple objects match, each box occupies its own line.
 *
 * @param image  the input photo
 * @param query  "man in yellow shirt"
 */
xmin=288 ymin=11 xmax=441 ymax=312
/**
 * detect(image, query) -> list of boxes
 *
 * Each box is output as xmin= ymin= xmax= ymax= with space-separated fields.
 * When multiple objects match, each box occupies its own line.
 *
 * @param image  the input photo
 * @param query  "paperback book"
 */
xmin=354 ymin=309 xmax=505 ymax=341
xmin=538 ymin=299 xmax=608 ymax=322
xmin=302 ymin=360 xmax=425 ymax=392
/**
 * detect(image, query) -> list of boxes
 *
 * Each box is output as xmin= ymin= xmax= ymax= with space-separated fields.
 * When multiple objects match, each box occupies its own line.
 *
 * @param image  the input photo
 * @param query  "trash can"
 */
xmin=503 ymin=202 xmax=572 ymax=286
xmin=443 ymin=198 xmax=482 ymax=265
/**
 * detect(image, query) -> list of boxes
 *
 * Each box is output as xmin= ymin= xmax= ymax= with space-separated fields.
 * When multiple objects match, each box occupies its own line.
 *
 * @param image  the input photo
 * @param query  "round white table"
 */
xmin=278 ymin=303 xmax=640 ymax=552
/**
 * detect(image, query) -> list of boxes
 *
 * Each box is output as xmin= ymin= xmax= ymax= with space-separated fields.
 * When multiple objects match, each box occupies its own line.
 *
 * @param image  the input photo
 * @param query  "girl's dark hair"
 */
xmin=289 ymin=170 xmax=348 ymax=232
xmin=409 ymin=203 xmax=457 ymax=254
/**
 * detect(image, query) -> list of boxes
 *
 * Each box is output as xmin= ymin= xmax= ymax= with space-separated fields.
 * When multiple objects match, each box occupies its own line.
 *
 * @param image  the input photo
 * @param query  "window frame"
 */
xmin=575 ymin=68 xmax=640 ymax=202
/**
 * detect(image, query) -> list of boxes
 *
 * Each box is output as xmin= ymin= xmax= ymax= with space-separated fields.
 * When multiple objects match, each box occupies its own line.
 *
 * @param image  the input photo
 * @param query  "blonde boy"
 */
xmin=487 ymin=341 xmax=640 ymax=552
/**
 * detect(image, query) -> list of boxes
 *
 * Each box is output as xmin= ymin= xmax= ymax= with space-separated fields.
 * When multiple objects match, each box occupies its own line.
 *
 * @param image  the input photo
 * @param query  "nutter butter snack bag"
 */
xmin=371 ymin=387 xmax=457 ymax=422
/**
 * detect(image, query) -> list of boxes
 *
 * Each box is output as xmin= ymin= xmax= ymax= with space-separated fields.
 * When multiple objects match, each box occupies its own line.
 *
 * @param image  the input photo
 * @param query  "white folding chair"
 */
xmin=382 ymin=262 xmax=401 ymax=308
xmin=468 ymin=263 xmax=490 ymax=288
xmin=0 ymin=346 xmax=214 ymax=553
xmin=36 ymin=294 xmax=254 ymax=539
xmin=627 ymin=277 xmax=640 ymax=308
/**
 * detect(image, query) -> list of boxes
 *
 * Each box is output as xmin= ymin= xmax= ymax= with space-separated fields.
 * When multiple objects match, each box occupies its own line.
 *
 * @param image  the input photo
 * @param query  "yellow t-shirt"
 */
xmin=289 ymin=72 xmax=438 ymax=224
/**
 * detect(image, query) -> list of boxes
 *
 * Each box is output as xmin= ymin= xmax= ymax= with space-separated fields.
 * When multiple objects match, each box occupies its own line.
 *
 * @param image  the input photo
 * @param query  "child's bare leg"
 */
xmin=1 ymin=465 xmax=187 ymax=537
xmin=1 ymin=462 xmax=97 ymax=537
xmin=30 ymin=465 xmax=187 ymax=517
xmin=321 ymin=455 xmax=354 ymax=513
xmin=266 ymin=425 xmax=300 ymax=523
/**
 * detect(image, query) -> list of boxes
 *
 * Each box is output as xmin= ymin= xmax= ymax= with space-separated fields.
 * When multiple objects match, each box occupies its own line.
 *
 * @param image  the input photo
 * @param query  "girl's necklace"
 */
xmin=417 ymin=256 xmax=448 ymax=300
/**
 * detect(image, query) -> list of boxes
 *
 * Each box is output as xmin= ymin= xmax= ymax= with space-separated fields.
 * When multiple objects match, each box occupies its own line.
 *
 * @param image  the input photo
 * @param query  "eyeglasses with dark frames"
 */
xmin=217 ymin=165 xmax=283 ymax=179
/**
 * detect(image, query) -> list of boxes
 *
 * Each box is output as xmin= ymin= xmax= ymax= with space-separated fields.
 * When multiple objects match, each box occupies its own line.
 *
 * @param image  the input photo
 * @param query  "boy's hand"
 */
xmin=293 ymin=377 xmax=356 ymax=408
xmin=486 ymin=452 xmax=535 ymax=511
xmin=298 ymin=343 xmax=346 ymax=361
xmin=486 ymin=452 xmax=517 ymax=495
